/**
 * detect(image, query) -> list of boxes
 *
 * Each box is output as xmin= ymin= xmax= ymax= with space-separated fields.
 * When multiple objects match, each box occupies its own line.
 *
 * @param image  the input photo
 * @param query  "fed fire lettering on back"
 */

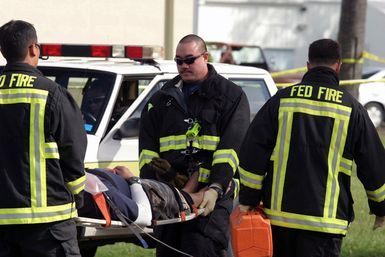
xmin=0 ymin=74 xmax=36 ymax=88
xmin=290 ymin=85 xmax=343 ymax=103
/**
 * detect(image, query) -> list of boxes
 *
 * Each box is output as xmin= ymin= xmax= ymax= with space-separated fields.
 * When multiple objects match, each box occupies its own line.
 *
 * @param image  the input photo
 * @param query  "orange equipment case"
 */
xmin=230 ymin=205 xmax=273 ymax=257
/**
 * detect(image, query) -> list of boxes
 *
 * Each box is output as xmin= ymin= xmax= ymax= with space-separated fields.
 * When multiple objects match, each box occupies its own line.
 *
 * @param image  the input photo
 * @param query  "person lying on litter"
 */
xmin=78 ymin=165 xmax=205 ymax=227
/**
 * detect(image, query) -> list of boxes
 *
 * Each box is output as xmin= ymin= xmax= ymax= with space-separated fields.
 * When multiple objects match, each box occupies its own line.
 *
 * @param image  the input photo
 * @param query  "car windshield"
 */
xmin=39 ymin=67 xmax=116 ymax=134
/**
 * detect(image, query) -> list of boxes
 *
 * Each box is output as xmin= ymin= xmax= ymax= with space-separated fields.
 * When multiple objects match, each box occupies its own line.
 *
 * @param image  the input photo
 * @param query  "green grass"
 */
xmin=95 ymin=129 xmax=385 ymax=257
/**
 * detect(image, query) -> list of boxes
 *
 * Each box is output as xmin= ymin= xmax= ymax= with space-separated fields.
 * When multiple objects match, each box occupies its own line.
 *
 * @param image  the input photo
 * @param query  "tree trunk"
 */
xmin=337 ymin=0 xmax=367 ymax=98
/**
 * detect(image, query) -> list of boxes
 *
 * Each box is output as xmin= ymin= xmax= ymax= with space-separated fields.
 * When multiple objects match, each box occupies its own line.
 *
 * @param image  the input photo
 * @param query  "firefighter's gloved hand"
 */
xmin=200 ymin=188 xmax=218 ymax=216
xmin=373 ymin=215 xmax=385 ymax=230
xmin=149 ymin=157 xmax=176 ymax=181
xmin=239 ymin=204 xmax=253 ymax=213
xmin=173 ymin=173 xmax=189 ymax=189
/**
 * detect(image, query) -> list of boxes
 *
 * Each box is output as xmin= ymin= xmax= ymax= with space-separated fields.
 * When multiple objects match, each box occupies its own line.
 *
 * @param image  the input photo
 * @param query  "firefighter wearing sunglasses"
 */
xmin=139 ymin=34 xmax=250 ymax=256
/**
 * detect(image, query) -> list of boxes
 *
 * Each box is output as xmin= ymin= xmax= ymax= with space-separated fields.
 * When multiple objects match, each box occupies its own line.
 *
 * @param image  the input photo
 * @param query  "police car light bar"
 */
xmin=40 ymin=44 xmax=164 ymax=59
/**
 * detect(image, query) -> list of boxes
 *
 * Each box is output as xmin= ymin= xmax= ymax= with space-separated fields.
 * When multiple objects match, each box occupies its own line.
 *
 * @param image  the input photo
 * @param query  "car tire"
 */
xmin=365 ymin=102 xmax=384 ymax=128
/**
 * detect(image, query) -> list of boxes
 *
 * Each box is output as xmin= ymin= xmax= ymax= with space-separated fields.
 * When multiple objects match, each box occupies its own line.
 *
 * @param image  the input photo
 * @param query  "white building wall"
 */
xmin=0 ymin=0 xmax=195 ymax=59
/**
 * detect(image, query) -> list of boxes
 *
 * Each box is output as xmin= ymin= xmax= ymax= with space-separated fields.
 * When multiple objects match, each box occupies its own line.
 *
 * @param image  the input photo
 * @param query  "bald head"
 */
xmin=178 ymin=34 xmax=207 ymax=54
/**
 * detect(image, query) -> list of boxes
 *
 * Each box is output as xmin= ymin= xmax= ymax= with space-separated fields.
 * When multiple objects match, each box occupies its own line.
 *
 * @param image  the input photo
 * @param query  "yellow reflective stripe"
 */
xmin=239 ymin=166 xmax=264 ymax=190
xmin=280 ymin=98 xmax=351 ymax=218
xmin=339 ymin=157 xmax=353 ymax=176
xmin=280 ymin=98 xmax=352 ymax=119
xmin=66 ymin=175 xmax=86 ymax=195
xmin=193 ymin=135 xmax=220 ymax=150
xmin=0 ymin=203 xmax=77 ymax=224
xmin=139 ymin=149 xmax=160 ymax=169
xmin=44 ymin=142 xmax=59 ymax=159
xmin=366 ymin=184 xmax=385 ymax=203
xmin=160 ymin=134 xmax=220 ymax=152
xmin=212 ymin=149 xmax=239 ymax=173
xmin=160 ymin=135 xmax=187 ymax=152
xmin=0 ymin=88 xmax=48 ymax=104
xmin=272 ymin=110 xmax=293 ymax=211
xmin=324 ymin=118 xmax=350 ymax=219
xmin=198 ymin=167 xmax=210 ymax=183
xmin=264 ymin=208 xmax=348 ymax=235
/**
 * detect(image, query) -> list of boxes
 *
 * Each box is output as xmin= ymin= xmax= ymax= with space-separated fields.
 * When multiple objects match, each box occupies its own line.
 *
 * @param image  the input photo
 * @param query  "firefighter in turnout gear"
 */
xmin=238 ymin=39 xmax=385 ymax=257
xmin=139 ymin=34 xmax=250 ymax=256
xmin=0 ymin=20 xmax=87 ymax=257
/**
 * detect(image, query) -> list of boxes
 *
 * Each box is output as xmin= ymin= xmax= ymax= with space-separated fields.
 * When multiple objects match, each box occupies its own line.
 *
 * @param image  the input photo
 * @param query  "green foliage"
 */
xmin=95 ymin=243 xmax=155 ymax=257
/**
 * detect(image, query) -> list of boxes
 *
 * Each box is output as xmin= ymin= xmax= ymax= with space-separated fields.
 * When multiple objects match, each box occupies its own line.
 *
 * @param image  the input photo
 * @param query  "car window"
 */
xmin=230 ymin=78 xmax=270 ymax=120
xmin=39 ymin=67 xmax=116 ymax=134
xmin=129 ymin=80 xmax=167 ymax=119
xmin=107 ymin=78 xmax=153 ymax=132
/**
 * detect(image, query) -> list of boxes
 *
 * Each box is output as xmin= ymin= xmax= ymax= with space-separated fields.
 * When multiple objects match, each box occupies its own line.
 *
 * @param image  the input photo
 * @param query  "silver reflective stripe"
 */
xmin=328 ymin=120 xmax=344 ymax=217
xmin=280 ymin=102 xmax=351 ymax=117
xmin=268 ymin=214 xmax=347 ymax=230
xmin=340 ymin=161 xmax=351 ymax=170
xmin=274 ymin=112 xmax=289 ymax=210
xmin=0 ymin=208 xmax=74 ymax=219
xmin=213 ymin=153 xmax=238 ymax=167
xmin=239 ymin=172 xmax=263 ymax=187
xmin=367 ymin=189 xmax=385 ymax=201
xmin=69 ymin=181 xmax=85 ymax=194
xmin=200 ymin=139 xmax=218 ymax=147
xmin=0 ymin=93 xmax=47 ymax=100
xmin=160 ymin=139 xmax=186 ymax=148
xmin=34 ymin=105 xmax=42 ymax=207
xmin=45 ymin=148 xmax=58 ymax=154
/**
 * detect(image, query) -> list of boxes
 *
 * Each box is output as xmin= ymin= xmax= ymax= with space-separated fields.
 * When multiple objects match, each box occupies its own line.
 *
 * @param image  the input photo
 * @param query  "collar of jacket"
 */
xmin=300 ymin=66 xmax=339 ymax=87
xmin=162 ymin=64 xmax=219 ymax=99
xmin=2 ymin=62 xmax=43 ymax=76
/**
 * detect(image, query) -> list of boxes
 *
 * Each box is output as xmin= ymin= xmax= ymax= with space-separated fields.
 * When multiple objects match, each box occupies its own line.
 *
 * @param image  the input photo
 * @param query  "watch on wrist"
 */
xmin=209 ymin=184 xmax=224 ymax=198
xmin=127 ymin=176 xmax=141 ymax=185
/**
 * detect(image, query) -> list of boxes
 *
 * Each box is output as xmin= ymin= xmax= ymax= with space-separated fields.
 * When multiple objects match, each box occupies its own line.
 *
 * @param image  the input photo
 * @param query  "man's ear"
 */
xmin=335 ymin=61 xmax=342 ymax=74
xmin=306 ymin=61 xmax=312 ymax=71
xmin=28 ymin=44 xmax=38 ymax=58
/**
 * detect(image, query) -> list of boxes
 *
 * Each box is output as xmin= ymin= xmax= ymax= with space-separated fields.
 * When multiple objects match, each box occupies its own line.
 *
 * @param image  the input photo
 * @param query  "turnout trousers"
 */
xmin=154 ymin=193 xmax=233 ymax=257
xmin=272 ymin=225 xmax=343 ymax=257
xmin=0 ymin=219 xmax=81 ymax=257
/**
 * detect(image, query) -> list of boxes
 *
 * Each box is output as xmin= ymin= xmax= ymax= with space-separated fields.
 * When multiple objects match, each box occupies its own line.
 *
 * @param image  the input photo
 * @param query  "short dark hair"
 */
xmin=308 ymin=39 xmax=341 ymax=66
xmin=0 ymin=20 xmax=37 ymax=63
xmin=178 ymin=34 xmax=207 ymax=53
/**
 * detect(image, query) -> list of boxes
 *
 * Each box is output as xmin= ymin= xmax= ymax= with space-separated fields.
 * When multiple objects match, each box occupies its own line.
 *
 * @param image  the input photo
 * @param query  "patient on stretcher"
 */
xmin=78 ymin=167 xmax=205 ymax=227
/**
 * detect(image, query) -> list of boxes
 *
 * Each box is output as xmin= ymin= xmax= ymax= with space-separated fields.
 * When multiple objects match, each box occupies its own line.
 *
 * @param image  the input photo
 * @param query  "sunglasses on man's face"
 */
xmin=174 ymin=53 xmax=205 ymax=66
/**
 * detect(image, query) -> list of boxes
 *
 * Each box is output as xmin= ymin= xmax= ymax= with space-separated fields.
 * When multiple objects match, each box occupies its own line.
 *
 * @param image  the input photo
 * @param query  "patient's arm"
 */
xmin=182 ymin=171 xmax=199 ymax=193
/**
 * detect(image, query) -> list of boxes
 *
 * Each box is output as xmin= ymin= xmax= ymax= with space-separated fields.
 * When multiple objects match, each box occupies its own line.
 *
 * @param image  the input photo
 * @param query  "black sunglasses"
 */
xmin=174 ymin=53 xmax=205 ymax=66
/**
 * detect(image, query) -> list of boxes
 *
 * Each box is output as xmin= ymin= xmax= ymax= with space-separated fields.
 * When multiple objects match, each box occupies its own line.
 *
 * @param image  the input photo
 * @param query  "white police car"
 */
xmin=359 ymin=69 xmax=385 ymax=128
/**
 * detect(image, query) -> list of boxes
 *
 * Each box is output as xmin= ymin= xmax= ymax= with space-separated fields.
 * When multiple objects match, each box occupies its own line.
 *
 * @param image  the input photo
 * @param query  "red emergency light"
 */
xmin=125 ymin=46 xmax=143 ymax=59
xmin=39 ymin=44 xmax=163 ymax=59
xmin=40 ymin=44 xmax=112 ymax=58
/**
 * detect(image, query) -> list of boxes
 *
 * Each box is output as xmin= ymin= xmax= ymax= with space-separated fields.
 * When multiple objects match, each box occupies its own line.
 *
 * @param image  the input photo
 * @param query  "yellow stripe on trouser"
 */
xmin=272 ymin=98 xmax=351 ymax=222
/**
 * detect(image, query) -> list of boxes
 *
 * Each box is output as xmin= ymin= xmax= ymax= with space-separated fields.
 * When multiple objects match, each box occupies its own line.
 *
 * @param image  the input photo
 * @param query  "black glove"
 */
xmin=149 ymin=157 xmax=177 ymax=181
xmin=149 ymin=158 xmax=188 ymax=189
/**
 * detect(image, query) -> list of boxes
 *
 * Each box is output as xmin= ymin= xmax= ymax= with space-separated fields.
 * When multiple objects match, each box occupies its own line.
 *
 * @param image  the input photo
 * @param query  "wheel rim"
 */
xmin=367 ymin=106 xmax=383 ymax=128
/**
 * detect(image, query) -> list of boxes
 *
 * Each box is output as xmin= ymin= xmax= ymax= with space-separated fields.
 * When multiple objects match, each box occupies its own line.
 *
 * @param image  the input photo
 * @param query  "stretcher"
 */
xmin=75 ymin=208 xmax=204 ymax=240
